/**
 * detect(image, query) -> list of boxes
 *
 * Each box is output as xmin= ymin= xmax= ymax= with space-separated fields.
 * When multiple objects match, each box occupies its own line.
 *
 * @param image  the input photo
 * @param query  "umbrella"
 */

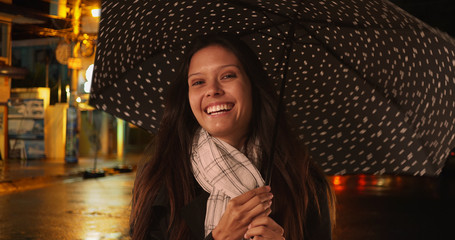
xmin=89 ymin=0 xmax=455 ymax=176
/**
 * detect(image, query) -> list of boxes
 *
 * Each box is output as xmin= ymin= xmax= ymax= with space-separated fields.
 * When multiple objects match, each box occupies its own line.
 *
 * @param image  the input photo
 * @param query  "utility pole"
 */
xmin=64 ymin=0 xmax=82 ymax=163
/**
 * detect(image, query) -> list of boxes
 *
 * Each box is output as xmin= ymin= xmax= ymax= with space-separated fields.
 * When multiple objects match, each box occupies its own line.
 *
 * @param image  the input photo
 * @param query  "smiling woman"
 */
xmin=130 ymin=33 xmax=335 ymax=240
xmin=188 ymin=45 xmax=252 ymax=149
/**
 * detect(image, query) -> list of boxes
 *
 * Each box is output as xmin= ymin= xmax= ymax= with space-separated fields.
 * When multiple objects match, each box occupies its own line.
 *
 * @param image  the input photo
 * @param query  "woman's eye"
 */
xmin=191 ymin=80 xmax=204 ymax=86
xmin=222 ymin=73 xmax=237 ymax=79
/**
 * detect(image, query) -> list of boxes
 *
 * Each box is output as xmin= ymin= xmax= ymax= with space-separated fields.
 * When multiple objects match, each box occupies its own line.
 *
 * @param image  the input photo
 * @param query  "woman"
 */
xmin=130 ymin=33 xmax=335 ymax=240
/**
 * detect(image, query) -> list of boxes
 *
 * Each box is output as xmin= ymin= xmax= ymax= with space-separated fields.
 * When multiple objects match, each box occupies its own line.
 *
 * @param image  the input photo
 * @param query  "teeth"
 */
xmin=207 ymin=104 xmax=232 ymax=114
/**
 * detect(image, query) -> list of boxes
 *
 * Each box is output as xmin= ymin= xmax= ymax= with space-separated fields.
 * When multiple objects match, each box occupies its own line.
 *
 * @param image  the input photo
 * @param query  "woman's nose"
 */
xmin=206 ymin=80 xmax=224 ymax=97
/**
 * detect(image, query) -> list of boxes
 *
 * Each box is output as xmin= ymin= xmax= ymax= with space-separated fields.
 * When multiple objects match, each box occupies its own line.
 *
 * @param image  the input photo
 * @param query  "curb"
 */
xmin=0 ymin=174 xmax=80 ymax=194
xmin=0 ymin=166 xmax=136 ymax=194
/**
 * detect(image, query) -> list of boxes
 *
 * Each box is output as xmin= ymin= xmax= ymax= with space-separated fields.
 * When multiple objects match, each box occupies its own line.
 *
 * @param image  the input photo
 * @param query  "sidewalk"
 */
xmin=0 ymin=153 xmax=142 ymax=194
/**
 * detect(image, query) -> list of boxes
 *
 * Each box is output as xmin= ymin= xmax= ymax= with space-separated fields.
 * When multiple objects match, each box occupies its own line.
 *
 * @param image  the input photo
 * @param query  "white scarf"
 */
xmin=191 ymin=128 xmax=265 ymax=237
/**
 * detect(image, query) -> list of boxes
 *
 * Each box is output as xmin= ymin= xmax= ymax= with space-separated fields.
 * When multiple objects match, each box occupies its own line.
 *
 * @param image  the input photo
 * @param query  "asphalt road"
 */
xmin=331 ymin=175 xmax=454 ymax=240
xmin=0 ymin=172 xmax=453 ymax=240
xmin=0 ymin=173 xmax=134 ymax=240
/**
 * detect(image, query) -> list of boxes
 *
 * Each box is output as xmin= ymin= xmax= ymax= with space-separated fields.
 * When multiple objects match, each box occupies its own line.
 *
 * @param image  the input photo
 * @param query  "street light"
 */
xmin=91 ymin=9 xmax=101 ymax=18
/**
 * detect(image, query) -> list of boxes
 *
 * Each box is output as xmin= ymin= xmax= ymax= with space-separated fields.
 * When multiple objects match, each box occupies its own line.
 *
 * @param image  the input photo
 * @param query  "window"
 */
xmin=0 ymin=20 xmax=11 ymax=60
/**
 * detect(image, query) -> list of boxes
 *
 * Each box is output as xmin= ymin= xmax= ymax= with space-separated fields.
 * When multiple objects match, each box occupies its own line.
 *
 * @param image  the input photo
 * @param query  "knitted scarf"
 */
xmin=191 ymin=128 xmax=265 ymax=237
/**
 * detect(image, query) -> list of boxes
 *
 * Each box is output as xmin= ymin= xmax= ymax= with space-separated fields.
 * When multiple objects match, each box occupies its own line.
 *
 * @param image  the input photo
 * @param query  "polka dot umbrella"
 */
xmin=89 ymin=0 xmax=455 ymax=176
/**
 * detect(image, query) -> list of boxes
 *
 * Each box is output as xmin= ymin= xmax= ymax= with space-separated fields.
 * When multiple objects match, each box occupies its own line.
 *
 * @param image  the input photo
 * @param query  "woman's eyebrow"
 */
xmin=188 ymin=64 xmax=240 ymax=78
xmin=188 ymin=72 xmax=202 ymax=78
xmin=219 ymin=64 xmax=240 ymax=70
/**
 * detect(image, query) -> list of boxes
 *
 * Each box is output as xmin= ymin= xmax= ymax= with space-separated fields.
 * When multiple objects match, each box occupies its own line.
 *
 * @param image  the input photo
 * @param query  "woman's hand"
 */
xmin=244 ymin=216 xmax=285 ymax=240
xmin=212 ymin=186 xmax=273 ymax=240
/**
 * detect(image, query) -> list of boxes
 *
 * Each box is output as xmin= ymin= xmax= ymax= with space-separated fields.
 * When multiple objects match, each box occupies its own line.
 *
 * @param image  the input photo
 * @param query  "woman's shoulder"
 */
xmin=152 ymin=178 xmax=207 ymax=208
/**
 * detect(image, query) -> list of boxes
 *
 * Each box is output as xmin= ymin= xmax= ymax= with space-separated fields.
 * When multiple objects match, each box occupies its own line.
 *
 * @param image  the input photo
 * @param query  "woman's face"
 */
xmin=188 ymin=44 xmax=252 ymax=149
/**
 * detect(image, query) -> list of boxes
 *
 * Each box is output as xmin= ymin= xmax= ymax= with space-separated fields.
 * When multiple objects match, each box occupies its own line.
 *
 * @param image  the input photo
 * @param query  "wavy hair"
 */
xmin=130 ymin=33 xmax=335 ymax=239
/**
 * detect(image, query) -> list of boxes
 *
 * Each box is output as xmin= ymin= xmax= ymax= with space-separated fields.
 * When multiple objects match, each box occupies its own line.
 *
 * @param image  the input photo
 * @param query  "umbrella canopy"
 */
xmin=89 ymin=0 xmax=455 ymax=176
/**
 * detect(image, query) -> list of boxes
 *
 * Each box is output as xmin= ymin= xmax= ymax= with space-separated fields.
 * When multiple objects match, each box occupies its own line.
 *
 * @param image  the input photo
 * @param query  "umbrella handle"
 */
xmin=264 ymin=23 xmax=295 ymax=185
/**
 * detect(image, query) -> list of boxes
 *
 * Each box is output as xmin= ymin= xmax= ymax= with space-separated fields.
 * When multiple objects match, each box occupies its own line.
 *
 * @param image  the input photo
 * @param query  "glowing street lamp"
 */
xmin=91 ymin=9 xmax=101 ymax=17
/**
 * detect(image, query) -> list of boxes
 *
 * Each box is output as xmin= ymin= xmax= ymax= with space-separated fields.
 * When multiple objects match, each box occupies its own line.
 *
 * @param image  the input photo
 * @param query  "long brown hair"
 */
xmin=130 ymin=33 xmax=335 ymax=239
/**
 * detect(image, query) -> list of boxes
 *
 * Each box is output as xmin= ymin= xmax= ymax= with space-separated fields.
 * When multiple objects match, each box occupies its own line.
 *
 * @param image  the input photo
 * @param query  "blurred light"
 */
xmin=330 ymin=175 xmax=345 ymax=192
xmin=358 ymin=174 xmax=366 ymax=186
xmin=377 ymin=177 xmax=386 ymax=187
xmin=91 ymin=9 xmax=101 ymax=17
xmin=66 ymin=85 xmax=70 ymax=103
xmin=117 ymin=118 xmax=124 ymax=158
xmin=84 ymin=64 xmax=94 ymax=93
xmin=85 ymin=64 xmax=94 ymax=82
xmin=76 ymin=97 xmax=82 ymax=103
xmin=356 ymin=174 xmax=367 ymax=191
xmin=0 ymin=65 xmax=28 ymax=78
xmin=84 ymin=82 xmax=91 ymax=93
xmin=84 ymin=231 xmax=102 ymax=240
xmin=333 ymin=176 xmax=341 ymax=186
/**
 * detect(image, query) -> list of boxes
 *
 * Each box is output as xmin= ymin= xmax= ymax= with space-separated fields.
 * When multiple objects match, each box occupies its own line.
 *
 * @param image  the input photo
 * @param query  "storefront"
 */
xmin=0 ymin=16 xmax=12 ymax=160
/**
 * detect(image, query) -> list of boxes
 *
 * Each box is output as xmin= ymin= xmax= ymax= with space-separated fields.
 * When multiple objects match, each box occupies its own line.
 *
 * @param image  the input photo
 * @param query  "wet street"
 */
xmin=0 ymin=173 xmax=134 ymax=240
xmin=330 ymin=174 xmax=454 ymax=240
xmin=0 ymin=171 xmax=453 ymax=239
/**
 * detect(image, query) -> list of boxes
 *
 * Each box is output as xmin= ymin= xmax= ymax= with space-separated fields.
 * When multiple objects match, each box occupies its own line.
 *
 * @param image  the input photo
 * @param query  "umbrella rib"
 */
xmin=143 ymin=19 xmax=294 ymax=69
xmin=227 ymin=0 xmax=352 ymax=28
xmin=297 ymin=22 xmax=404 ymax=111
xmin=235 ymin=20 xmax=291 ymax=41
xmin=227 ymin=0 xmax=434 ymax=33
xmin=226 ymin=0 xmax=394 ymax=31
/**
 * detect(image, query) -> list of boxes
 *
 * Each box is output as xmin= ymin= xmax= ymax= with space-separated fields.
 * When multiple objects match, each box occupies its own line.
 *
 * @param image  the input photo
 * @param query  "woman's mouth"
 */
xmin=206 ymin=103 xmax=234 ymax=115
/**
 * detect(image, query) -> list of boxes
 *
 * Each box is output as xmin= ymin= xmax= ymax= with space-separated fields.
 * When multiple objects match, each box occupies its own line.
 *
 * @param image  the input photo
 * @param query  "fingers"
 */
xmin=239 ymin=192 xmax=272 ymax=214
xmin=227 ymin=186 xmax=273 ymax=219
xmin=212 ymin=186 xmax=273 ymax=239
xmin=244 ymin=216 xmax=285 ymax=240
xmin=233 ymin=185 xmax=271 ymax=205
xmin=250 ymin=216 xmax=284 ymax=234
xmin=245 ymin=199 xmax=272 ymax=220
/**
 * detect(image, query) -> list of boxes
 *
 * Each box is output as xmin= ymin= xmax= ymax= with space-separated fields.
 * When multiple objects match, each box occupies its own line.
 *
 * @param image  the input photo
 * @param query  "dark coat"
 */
xmin=149 ymin=184 xmax=212 ymax=240
xmin=147 ymin=183 xmax=332 ymax=240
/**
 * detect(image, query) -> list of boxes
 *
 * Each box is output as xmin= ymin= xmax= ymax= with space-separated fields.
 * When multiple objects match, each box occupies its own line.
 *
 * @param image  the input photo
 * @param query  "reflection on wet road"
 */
xmin=0 ymin=173 xmax=134 ymax=240
xmin=329 ymin=174 xmax=454 ymax=240
xmin=0 ymin=172 xmax=453 ymax=239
